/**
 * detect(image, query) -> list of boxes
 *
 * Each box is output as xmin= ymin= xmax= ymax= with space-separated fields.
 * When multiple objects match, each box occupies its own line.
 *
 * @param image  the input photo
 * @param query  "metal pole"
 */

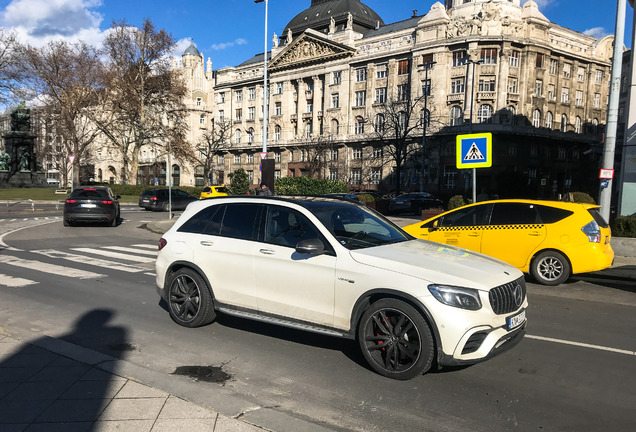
xmin=168 ymin=149 xmax=172 ymax=219
xmin=255 ymin=0 xmax=269 ymax=155
xmin=419 ymin=61 xmax=435 ymax=193
xmin=600 ymin=0 xmax=627 ymax=221
xmin=469 ymin=60 xmax=478 ymax=203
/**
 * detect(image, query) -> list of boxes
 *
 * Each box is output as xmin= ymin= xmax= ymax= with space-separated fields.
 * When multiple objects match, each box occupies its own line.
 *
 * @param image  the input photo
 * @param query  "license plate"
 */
xmin=506 ymin=309 xmax=526 ymax=331
xmin=81 ymin=204 xmax=96 ymax=208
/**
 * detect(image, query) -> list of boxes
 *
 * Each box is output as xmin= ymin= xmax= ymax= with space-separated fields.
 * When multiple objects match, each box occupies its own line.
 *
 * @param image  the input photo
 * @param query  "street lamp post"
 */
xmin=418 ymin=61 xmax=436 ymax=193
xmin=463 ymin=57 xmax=483 ymax=203
xmin=255 ymin=0 xmax=269 ymax=157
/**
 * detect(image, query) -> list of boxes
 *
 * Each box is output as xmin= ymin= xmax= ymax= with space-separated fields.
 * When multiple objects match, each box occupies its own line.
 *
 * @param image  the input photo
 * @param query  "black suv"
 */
xmin=63 ymin=186 xmax=120 ymax=227
xmin=139 ymin=188 xmax=197 ymax=212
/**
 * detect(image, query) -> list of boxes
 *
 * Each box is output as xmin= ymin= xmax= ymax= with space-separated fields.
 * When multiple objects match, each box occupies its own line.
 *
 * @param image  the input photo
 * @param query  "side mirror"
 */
xmin=295 ymin=238 xmax=325 ymax=255
xmin=429 ymin=220 xmax=439 ymax=232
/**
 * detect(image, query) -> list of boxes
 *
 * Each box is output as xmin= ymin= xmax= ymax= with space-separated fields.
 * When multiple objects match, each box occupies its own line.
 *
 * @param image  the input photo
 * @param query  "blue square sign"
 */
xmin=456 ymin=133 xmax=492 ymax=169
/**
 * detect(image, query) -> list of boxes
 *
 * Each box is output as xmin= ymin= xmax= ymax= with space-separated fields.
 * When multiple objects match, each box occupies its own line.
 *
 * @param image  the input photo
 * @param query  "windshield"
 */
xmin=304 ymin=201 xmax=411 ymax=250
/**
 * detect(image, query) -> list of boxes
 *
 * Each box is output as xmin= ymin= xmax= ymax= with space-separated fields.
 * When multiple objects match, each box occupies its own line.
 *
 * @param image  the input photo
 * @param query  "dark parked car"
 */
xmin=389 ymin=192 xmax=443 ymax=214
xmin=63 ymin=186 xmax=120 ymax=227
xmin=323 ymin=193 xmax=363 ymax=202
xmin=139 ymin=188 xmax=197 ymax=212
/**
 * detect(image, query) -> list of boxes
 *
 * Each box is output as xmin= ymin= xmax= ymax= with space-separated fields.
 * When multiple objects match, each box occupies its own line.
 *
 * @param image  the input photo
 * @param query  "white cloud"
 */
xmin=583 ymin=27 xmax=608 ymax=38
xmin=210 ymin=38 xmax=247 ymax=51
xmin=0 ymin=0 xmax=105 ymax=47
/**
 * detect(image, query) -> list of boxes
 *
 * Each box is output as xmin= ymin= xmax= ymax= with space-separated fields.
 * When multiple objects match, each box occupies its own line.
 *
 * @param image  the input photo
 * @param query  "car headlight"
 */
xmin=428 ymin=285 xmax=482 ymax=310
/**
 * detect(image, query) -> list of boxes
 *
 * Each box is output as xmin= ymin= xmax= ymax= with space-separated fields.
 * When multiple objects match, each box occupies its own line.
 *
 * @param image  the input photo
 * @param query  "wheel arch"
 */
xmin=165 ymin=261 xmax=217 ymax=303
xmin=529 ymin=248 xmax=572 ymax=274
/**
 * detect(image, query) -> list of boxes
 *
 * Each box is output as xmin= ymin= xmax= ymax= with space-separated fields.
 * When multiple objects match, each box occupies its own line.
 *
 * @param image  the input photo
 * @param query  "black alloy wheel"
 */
xmin=167 ymin=268 xmax=216 ymax=328
xmin=358 ymin=299 xmax=434 ymax=380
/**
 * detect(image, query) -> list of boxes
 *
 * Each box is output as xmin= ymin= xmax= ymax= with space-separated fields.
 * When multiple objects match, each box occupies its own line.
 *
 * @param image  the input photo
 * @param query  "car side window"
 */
xmin=264 ymin=206 xmax=322 ymax=248
xmin=178 ymin=205 xmax=224 ymax=234
xmin=219 ymin=203 xmax=260 ymax=241
xmin=438 ymin=205 xmax=490 ymax=228
xmin=536 ymin=205 xmax=573 ymax=224
xmin=490 ymin=203 xmax=540 ymax=225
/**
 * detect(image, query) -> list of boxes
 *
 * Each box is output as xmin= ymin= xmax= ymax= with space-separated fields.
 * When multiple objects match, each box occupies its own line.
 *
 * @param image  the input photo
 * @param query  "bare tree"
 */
xmin=196 ymin=118 xmax=233 ymax=185
xmin=99 ymin=19 xmax=189 ymax=184
xmin=0 ymin=30 xmax=22 ymax=106
xmin=295 ymin=134 xmax=336 ymax=178
xmin=20 ymin=41 xmax=106 ymax=185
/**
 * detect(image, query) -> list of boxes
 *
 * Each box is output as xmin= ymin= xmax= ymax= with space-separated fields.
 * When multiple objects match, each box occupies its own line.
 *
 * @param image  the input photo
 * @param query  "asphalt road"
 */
xmin=0 ymin=205 xmax=635 ymax=432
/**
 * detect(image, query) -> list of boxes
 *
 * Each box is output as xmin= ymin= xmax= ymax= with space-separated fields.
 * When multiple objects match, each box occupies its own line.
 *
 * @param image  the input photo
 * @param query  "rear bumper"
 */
xmin=64 ymin=212 xmax=115 ymax=223
xmin=568 ymin=243 xmax=615 ymax=274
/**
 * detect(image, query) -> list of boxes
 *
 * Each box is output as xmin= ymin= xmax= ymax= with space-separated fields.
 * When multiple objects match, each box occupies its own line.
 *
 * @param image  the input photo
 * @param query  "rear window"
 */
xmin=587 ymin=208 xmax=609 ymax=228
xmin=536 ymin=205 xmax=573 ymax=224
xmin=70 ymin=189 xmax=108 ymax=199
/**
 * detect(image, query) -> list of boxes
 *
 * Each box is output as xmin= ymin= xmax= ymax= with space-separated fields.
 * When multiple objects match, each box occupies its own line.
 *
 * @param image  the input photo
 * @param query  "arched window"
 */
xmin=331 ymin=119 xmax=339 ymax=135
xmin=421 ymin=108 xmax=430 ymax=128
xmin=274 ymin=125 xmax=281 ymax=141
xmin=235 ymin=129 xmax=241 ymax=143
xmin=532 ymin=109 xmax=541 ymax=127
xmin=575 ymin=116 xmax=581 ymax=133
xmin=247 ymin=127 xmax=254 ymax=143
xmin=503 ymin=106 xmax=515 ymax=124
xmin=545 ymin=111 xmax=553 ymax=129
xmin=398 ymin=111 xmax=408 ymax=131
xmin=172 ymin=164 xmax=180 ymax=186
xmin=374 ymin=114 xmax=385 ymax=132
xmin=477 ymin=104 xmax=493 ymax=123
xmin=592 ymin=118 xmax=599 ymax=134
xmin=450 ymin=106 xmax=463 ymax=126
xmin=560 ymin=114 xmax=568 ymax=132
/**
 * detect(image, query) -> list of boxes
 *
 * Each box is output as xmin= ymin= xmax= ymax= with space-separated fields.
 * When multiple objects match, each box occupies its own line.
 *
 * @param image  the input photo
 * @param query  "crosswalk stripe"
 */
xmin=0 ymin=273 xmax=38 ymax=288
xmin=70 ymin=248 xmax=155 ymax=263
xmin=0 ymin=255 xmax=104 ymax=279
xmin=32 ymin=249 xmax=144 ymax=273
xmin=131 ymin=244 xmax=157 ymax=250
xmin=103 ymin=246 xmax=157 ymax=256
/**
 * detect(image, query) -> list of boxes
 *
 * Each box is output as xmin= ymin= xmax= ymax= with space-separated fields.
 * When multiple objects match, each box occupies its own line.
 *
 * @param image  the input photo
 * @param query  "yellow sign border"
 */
xmin=456 ymin=133 xmax=492 ymax=169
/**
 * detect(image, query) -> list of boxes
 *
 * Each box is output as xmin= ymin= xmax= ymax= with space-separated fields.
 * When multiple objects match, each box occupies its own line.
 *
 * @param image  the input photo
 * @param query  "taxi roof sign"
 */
xmin=456 ymin=133 xmax=492 ymax=169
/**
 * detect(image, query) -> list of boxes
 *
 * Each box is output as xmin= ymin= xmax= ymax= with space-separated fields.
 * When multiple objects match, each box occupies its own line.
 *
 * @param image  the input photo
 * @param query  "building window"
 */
xmin=594 ymin=93 xmax=601 ymax=108
xmin=329 ymin=169 xmax=338 ymax=180
xmin=561 ymin=114 xmax=568 ymax=132
xmin=274 ymin=125 xmax=281 ymax=141
xmin=450 ymin=106 xmax=463 ymax=126
xmin=376 ymin=63 xmax=387 ymax=79
xmin=577 ymin=66 xmax=586 ymax=82
xmin=353 ymin=148 xmax=363 ymax=159
xmin=398 ymin=111 xmax=408 ymax=131
xmin=305 ymin=121 xmax=313 ymax=137
xmin=333 ymin=71 xmax=342 ymax=84
xmin=351 ymin=169 xmax=362 ymax=185
xmin=536 ymin=53 xmax=544 ymax=68
xmin=199 ymin=114 xmax=206 ymax=125
xmin=248 ymin=106 xmax=255 ymax=120
xmin=275 ymin=102 xmax=282 ymax=116
xmin=218 ymin=155 xmax=225 ymax=164
xmin=507 ymin=78 xmax=517 ymax=94
xmin=374 ymin=114 xmax=385 ymax=132
xmin=595 ymin=70 xmax=603 ymax=84
xmin=546 ymin=111 xmax=553 ymax=129
xmin=370 ymin=167 xmax=381 ymax=185
xmin=504 ymin=106 xmax=515 ymax=124
xmin=575 ymin=116 xmax=582 ymax=133
xmin=397 ymin=84 xmax=409 ymax=101
xmin=196 ymin=97 xmax=202 ymax=106
xmin=547 ymin=84 xmax=555 ymax=101
xmin=218 ymin=110 xmax=224 ymax=120
xmin=219 ymin=92 xmax=225 ymax=103
xmin=248 ymin=87 xmax=256 ymax=100
xmin=549 ymin=59 xmax=558 ymax=75
xmin=563 ymin=63 xmax=571 ymax=79
xmin=532 ymin=109 xmax=541 ymax=127
xmin=535 ymin=80 xmax=543 ymax=97
xmin=373 ymin=147 xmax=382 ymax=159
xmin=355 ymin=121 xmax=364 ymax=134
xmin=330 ymin=149 xmax=338 ymax=161
xmin=575 ymin=90 xmax=583 ymax=106
xmin=509 ymin=50 xmax=520 ymax=67
xmin=236 ymin=90 xmax=243 ymax=102
xmin=234 ymin=154 xmax=241 ymax=164
xmin=356 ymin=67 xmax=367 ymax=82
xmin=443 ymin=166 xmax=457 ymax=189
xmin=235 ymin=129 xmax=241 ymax=143
xmin=331 ymin=119 xmax=339 ymax=134
xmin=479 ymin=78 xmax=496 ymax=92
xmin=306 ymin=101 xmax=313 ymax=113
xmin=375 ymin=87 xmax=386 ymax=103
xmin=275 ymin=82 xmax=283 ymax=94
xmin=398 ymin=59 xmax=410 ymax=75
xmin=477 ymin=104 xmax=493 ymax=123
xmin=561 ymin=87 xmax=569 ymax=104
xmin=274 ymin=152 xmax=281 ymax=163
xmin=235 ymin=108 xmax=242 ymax=121
xmin=452 ymin=51 xmax=467 ymax=67
xmin=592 ymin=118 xmax=599 ymax=133
xmin=355 ymin=90 xmax=366 ymax=107
xmin=422 ymin=79 xmax=431 ymax=96
xmin=451 ymin=78 xmax=465 ymax=94
xmin=480 ymin=48 xmax=497 ymax=65
xmin=247 ymin=128 xmax=254 ymax=143
xmin=331 ymin=93 xmax=339 ymax=108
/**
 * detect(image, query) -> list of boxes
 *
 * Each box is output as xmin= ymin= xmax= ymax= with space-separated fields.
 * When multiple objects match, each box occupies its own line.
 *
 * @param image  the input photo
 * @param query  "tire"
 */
xmin=530 ymin=251 xmax=570 ymax=286
xmin=63 ymin=218 xmax=71 ymax=227
xmin=109 ymin=214 xmax=118 ymax=227
xmin=167 ymin=268 xmax=216 ymax=328
xmin=162 ymin=201 xmax=170 ymax=212
xmin=358 ymin=298 xmax=434 ymax=380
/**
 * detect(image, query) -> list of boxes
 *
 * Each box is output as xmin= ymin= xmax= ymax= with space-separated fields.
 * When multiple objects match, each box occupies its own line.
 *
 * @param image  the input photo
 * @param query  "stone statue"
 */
xmin=329 ymin=16 xmax=335 ymax=34
xmin=273 ymin=32 xmax=279 ymax=48
xmin=286 ymin=28 xmax=292 ymax=45
xmin=10 ymin=100 xmax=31 ymax=133
xmin=0 ymin=150 xmax=10 ymax=171
xmin=346 ymin=13 xmax=353 ymax=30
xmin=18 ymin=147 xmax=30 ymax=171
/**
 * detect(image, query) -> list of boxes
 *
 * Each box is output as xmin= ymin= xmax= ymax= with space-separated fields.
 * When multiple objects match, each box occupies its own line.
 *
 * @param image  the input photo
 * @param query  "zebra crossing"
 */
xmin=0 ymin=243 xmax=157 ymax=288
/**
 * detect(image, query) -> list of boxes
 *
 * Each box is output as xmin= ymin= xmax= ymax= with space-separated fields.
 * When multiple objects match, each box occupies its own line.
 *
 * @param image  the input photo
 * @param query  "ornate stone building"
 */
xmin=96 ymin=0 xmax=615 ymax=199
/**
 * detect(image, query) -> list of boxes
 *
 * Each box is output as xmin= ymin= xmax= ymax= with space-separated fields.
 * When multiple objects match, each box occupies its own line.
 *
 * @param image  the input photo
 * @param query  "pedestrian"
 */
xmin=258 ymin=182 xmax=273 ymax=196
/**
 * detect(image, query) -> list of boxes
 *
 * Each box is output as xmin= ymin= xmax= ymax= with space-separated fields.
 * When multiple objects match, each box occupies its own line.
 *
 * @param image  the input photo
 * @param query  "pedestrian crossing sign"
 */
xmin=456 ymin=133 xmax=492 ymax=169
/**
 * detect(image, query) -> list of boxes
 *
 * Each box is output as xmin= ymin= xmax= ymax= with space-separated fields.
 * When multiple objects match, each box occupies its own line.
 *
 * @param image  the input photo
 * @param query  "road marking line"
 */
xmin=32 ymin=249 xmax=143 ymax=273
xmin=144 ymin=272 xmax=156 ymax=277
xmin=0 ymin=273 xmax=38 ymax=288
xmin=71 ymin=248 xmax=155 ymax=263
xmin=103 ymin=246 xmax=157 ymax=256
xmin=0 ymin=255 xmax=104 ymax=279
xmin=0 ymin=219 xmax=59 ymax=251
xmin=131 ymin=244 xmax=157 ymax=250
xmin=526 ymin=334 xmax=636 ymax=356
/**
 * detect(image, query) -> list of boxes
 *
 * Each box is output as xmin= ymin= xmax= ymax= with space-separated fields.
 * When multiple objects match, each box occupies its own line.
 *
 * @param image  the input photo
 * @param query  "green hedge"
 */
xmin=612 ymin=215 xmax=636 ymax=238
xmin=274 ymin=177 xmax=349 ymax=195
xmin=448 ymin=195 xmax=467 ymax=210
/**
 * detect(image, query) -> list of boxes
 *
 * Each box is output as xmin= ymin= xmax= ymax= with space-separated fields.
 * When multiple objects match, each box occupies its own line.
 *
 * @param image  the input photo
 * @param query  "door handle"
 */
xmin=200 ymin=241 xmax=214 ymax=246
xmin=528 ymin=231 xmax=543 ymax=237
xmin=467 ymin=232 xmax=480 ymax=237
xmin=259 ymin=249 xmax=275 ymax=255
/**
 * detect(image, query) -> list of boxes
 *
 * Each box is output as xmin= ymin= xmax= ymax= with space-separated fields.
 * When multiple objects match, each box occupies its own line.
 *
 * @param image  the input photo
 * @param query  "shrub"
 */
xmin=356 ymin=193 xmax=375 ymax=203
xmin=570 ymin=191 xmax=595 ymax=204
xmin=448 ymin=195 xmax=467 ymax=210
xmin=227 ymin=168 xmax=250 ymax=195
xmin=274 ymin=177 xmax=349 ymax=195
xmin=612 ymin=215 xmax=636 ymax=238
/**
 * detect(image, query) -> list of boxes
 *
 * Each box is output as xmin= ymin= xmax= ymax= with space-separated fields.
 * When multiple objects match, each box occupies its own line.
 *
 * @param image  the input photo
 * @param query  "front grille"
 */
xmin=489 ymin=276 xmax=526 ymax=315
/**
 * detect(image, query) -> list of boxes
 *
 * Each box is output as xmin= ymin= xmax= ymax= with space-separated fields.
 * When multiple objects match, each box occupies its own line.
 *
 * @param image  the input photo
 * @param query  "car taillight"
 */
xmin=581 ymin=220 xmax=601 ymax=243
xmin=158 ymin=238 xmax=167 ymax=251
xmin=102 ymin=200 xmax=113 ymax=204
xmin=151 ymin=197 xmax=158 ymax=201
xmin=66 ymin=199 xmax=76 ymax=203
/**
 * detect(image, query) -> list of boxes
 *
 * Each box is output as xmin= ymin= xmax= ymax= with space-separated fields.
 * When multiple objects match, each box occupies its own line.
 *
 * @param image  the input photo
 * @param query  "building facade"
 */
xmin=91 ymin=0 xmax=614 ymax=200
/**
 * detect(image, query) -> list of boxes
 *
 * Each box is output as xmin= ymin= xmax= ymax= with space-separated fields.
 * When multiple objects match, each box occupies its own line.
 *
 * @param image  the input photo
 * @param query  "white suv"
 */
xmin=156 ymin=196 xmax=527 ymax=380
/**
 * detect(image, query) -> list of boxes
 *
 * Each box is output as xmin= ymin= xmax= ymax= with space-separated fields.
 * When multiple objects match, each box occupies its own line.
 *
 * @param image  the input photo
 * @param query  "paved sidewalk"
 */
xmin=0 ymin=330 xmax=266 ymax=432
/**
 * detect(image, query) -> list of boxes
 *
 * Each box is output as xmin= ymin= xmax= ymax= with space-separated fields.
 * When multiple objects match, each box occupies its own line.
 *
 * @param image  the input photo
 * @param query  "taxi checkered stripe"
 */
xmin=436 ymin=224 xmax=545 ymax=231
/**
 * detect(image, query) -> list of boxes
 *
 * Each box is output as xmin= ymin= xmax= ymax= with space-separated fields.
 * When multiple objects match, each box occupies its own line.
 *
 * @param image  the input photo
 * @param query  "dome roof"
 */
xmin=183 ymin=43 xmax=200 ymax=56
xmin=283 ymin=0 xmax=384 ymax=37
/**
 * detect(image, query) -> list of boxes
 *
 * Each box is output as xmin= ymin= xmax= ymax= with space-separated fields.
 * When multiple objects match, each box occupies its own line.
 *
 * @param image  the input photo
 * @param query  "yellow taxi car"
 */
xmin=199 ymin=185 xmax=228 ymax=199
xmin=403 ymin=199 xmax=614 ymax=286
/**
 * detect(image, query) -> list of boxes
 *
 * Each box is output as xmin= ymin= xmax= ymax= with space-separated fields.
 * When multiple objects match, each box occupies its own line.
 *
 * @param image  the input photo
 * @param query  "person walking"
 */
xmin=258 ymin=183 xmax=273 ymax=196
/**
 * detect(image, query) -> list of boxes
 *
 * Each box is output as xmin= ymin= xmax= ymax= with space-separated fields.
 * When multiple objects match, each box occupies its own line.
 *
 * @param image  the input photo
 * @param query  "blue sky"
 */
xmin=0 ymin=0 xmax=633 ymax=68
